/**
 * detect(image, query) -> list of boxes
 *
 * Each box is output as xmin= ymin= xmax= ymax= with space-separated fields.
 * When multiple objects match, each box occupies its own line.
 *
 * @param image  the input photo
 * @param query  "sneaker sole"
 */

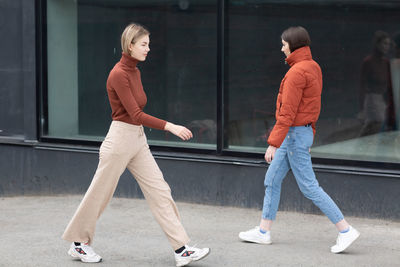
xmin=81 ymin=257 xmax=103 ymax=263
xmin=239 ymin=234 xmax=272 ymax=245
xmin=176 ymin=258 xmax=193 ymax=267
xmin=331 ymin=231 xmax=360 ymax=254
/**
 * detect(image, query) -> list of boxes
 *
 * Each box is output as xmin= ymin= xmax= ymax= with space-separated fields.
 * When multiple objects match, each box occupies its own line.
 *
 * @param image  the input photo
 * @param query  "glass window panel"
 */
xmin=45 ymin=0 xmax=217 ymax=149
xmin=0 ymin=1 xmax=24 ymax=138
xmin=226 ymin=0 xmax=400 ymax=163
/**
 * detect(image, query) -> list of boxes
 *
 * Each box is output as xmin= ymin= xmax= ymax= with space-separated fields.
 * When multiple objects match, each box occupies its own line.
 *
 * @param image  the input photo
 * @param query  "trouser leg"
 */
xmin=127 ymin=143 xmax=190 ymax=250
xmin=288 ymin=128 xmax=344 ymax=224
xmin=62 ymin=127 xmax=132 ymax=244
xmin=262 ymin=141 xmax=290 ymax=220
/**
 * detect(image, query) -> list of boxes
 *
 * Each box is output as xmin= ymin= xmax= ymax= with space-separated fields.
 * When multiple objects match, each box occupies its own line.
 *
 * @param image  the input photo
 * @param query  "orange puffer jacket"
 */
xmin=267 ymin=46 xmax=322 ymax=148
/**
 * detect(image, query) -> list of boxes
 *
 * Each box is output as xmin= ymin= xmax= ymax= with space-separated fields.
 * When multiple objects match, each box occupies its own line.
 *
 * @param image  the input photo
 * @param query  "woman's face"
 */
xmin=129 ymin=35 xmax=150 ymax=61
xmin=281 ymin=39 xmax=291 ymax=57
xmin=377 ymin=37 xmax=391 ymax=55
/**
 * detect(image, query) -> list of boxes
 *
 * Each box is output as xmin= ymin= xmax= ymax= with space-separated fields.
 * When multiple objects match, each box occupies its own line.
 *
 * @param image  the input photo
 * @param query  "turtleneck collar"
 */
xmin=120 ymin=52 xmax=139 ymax=68
xmin=285 ymin=46 xmax=312 ymax=67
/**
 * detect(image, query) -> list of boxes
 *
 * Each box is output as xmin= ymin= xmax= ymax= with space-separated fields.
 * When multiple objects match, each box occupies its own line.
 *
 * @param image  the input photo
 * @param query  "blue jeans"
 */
xmin=262 ymin=126 xmax=344 ymax=224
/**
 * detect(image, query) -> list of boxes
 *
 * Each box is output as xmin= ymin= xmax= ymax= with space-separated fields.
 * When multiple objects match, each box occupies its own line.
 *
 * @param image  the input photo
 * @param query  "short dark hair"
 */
xmin=281 ymin=26 xmax=311 ymax=52
xmin=372 ymin=30 xmax=390 ymax=48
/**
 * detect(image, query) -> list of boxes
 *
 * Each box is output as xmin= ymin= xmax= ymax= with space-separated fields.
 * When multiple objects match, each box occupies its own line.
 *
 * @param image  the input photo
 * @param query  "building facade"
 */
xmin=1 ymin=0 xmax=400 ymax=219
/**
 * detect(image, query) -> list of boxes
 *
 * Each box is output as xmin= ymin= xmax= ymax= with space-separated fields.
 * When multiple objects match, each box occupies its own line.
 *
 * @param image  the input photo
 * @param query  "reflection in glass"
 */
xmin=44 ymin=0 xmax=400 ymax=162
xmin=391 ymin=32 xmax=400 ymax=136
xmin=226 ymin=1 xmax=400 ymax=163
xmin=359 ymin=31 xmax=394 ymax=137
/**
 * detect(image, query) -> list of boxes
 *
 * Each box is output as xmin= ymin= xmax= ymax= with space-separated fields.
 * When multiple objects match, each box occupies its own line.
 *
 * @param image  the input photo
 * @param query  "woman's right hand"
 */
xmin=164 ymin=122 xmax=193 ymax=141
xmin=265 ymin=145 xmax=277 ymax=164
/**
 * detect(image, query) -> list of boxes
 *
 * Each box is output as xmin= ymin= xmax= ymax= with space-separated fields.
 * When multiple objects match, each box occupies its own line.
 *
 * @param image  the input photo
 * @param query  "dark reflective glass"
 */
xmin=226 ymin=0 xmax=400 ymax=163
xmin=45 ymin=0 xmax=217 ymax=149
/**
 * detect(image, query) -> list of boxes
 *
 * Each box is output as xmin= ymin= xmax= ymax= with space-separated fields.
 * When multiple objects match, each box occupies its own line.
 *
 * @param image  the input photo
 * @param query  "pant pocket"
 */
xmin=99 ymin=127 xmax=126 ymax=157
xmin=295 ymin=129 xmax=313 ymax=149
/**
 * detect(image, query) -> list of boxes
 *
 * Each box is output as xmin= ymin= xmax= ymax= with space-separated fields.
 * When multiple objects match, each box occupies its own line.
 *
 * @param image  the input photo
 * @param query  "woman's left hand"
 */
xmin=265 ymin=145 xmax=277 ymax=164
xmin=164 ymin=122 xmax=193 ymax=141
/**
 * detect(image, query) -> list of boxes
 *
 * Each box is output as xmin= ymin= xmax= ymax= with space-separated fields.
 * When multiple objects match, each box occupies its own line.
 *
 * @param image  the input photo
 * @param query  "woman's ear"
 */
xmin=128 ymin=43 xmax=134 ymax=53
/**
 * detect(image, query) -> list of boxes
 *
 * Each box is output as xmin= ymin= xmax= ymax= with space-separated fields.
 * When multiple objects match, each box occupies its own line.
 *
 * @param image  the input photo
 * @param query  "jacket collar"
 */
xmin=285 ymin=46 xmax=312 ymax=66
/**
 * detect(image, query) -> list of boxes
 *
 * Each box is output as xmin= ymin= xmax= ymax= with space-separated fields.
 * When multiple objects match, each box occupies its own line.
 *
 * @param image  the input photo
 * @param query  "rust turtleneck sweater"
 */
xmin=106 ymin=53 xmax=167 ymax=130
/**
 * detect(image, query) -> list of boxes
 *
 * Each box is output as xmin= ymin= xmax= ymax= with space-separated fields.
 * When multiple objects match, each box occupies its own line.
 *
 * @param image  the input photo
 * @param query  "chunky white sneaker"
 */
xmin=331 ymin=226 xmax=360 ymax=253
xmin=239 ymin=226 xmax=272 ymax=244
xmin=174 ymin=245 xmax=210 ymax=267
xmin=68 ymin=242 xmax=102 ymax=263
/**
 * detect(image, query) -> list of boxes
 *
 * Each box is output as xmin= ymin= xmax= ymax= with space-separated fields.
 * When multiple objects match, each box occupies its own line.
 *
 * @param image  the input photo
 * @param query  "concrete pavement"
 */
xmin=0 ymin=196 xmax=399 ymax=267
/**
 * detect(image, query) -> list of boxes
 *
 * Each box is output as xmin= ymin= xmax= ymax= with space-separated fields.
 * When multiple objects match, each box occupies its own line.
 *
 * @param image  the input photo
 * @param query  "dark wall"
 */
xmin=1 ymin=144 xmax=399 ymax=220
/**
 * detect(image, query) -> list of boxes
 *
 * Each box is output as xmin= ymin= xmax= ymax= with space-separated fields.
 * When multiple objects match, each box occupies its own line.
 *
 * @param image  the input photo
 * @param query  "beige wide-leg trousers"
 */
xmin=62 ymin=121 xmax=190 ymax=250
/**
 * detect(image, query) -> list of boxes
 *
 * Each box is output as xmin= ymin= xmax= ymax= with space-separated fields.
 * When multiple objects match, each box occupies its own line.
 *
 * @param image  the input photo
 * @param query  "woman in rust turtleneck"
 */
xmin=62 ymin=23 xmax=210 ymax=267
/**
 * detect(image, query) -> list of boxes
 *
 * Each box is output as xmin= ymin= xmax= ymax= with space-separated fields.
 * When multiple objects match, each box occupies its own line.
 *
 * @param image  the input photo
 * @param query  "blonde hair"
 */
xmin=121 ymin=23 xmax=150 ymax=54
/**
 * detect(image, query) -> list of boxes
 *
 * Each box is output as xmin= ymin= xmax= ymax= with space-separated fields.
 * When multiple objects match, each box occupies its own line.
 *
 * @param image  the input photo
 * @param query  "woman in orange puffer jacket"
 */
xmin=239 ymin=26 xmax=360 ymax=254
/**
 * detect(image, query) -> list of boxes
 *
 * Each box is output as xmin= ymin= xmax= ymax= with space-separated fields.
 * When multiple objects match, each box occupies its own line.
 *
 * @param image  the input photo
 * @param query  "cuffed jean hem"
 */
xmin=261 ymin=215 xmax=276 ymax=220
xmin=332 ymin=216 xmax=345 ymax=225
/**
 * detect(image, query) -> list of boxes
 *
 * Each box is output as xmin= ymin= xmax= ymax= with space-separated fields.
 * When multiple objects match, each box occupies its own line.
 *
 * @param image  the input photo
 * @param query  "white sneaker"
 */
xmin=239 ymin=226 xmax=272 ymax=244
xmin=174 ymin=245 xmax=210 ymax=267
xmin=331 ymin=226 xmax=360 ymax=253
xmin=68 ymin=242 xmax=102 ymax=263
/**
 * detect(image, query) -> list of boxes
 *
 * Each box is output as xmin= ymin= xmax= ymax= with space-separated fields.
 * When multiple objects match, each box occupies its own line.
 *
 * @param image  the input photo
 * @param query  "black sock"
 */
xmin=74 ymin=242 xmax=81 ymax=246
xmin=175 ymin=246 xmax=186 ymax=254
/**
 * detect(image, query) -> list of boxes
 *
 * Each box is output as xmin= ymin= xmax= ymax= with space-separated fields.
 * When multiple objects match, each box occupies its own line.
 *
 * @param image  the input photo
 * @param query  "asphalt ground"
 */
xmin=0 ymin=196 xmax=399 ymax=267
